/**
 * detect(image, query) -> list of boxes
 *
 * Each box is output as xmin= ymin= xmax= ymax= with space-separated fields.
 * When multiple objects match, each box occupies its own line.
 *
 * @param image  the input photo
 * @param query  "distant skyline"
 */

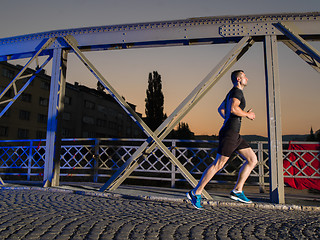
xmin=1 ymin=0 xmax=319 ymax=137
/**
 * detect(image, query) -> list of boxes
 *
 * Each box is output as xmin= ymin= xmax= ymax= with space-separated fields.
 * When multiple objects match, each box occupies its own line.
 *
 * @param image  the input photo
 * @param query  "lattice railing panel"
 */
xmin=283 ymin=149 xmax=320 ymax=178
xmin=0 ymin=146 xmax=29 ymax=168
xmin=137 ymin=148 xmax=171 ymax=172
xmin=98 ymin=145 xmax=138 ymax=169
xmin=61 ymin=145 xmax=94 ymax=169
xmin=176 ymin=147 xmax=216 ymax=173
xmin=31 ymin=146 xmax=46 ymax=168
xmin=0 ymin=139 xmax=319 ymax=186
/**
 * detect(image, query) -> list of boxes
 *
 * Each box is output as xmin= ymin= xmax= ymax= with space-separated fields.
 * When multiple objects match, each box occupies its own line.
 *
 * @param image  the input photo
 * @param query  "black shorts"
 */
xmin=217 ymin=129 xmax=250 ymax=157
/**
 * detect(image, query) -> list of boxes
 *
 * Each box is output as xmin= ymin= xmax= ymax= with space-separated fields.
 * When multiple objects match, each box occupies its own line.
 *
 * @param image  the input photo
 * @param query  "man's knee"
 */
xmin=248 ymin=153 xmax=258 ymax=166
xmin=239 ymin=148 xmax=257 ymax=166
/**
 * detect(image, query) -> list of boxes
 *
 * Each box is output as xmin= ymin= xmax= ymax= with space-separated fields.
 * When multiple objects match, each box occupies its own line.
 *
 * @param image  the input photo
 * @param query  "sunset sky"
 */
xmin=1 ymin=0 xmax=319 ymax=137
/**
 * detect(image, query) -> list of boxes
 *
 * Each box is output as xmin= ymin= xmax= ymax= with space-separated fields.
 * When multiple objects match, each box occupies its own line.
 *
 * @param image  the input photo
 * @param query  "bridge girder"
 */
xmin=0 ymin=12 xmax=319 ymax=61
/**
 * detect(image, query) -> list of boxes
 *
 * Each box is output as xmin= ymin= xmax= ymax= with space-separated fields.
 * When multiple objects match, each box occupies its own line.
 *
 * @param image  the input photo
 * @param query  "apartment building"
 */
xmin=0 ymin=62 xmax=143 ymax=140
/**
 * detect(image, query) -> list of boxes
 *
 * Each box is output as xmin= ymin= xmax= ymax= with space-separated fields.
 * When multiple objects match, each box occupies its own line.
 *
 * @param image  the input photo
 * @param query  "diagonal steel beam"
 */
xmin=275 ymin=22 xmax=320 ymax=72
xmin=0 ymin=54 xmax=53 ymax=117
xmin=0 ymin=38 xmax=56 ymax=99
xmin=100 ymin=37 xmax=255 ymax=197
xmin=63 ymin=35 xmax=214 ymax=200
xmin=0 ymin=37 xmax=56 ymax=118
xmin=282 ymin=40 xmax=320 ymax=73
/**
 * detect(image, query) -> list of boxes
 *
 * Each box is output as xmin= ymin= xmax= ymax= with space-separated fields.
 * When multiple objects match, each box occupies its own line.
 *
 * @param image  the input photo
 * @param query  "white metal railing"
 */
xmin=0 ymin=138 xmax=319 ymax=191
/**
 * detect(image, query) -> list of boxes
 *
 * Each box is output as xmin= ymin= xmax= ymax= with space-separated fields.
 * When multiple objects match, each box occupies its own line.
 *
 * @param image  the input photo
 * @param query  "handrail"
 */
xmin=0 ymin=138 xmax=319 ymax=190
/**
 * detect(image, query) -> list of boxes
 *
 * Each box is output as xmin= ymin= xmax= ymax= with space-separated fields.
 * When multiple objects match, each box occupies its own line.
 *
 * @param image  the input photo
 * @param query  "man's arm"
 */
xmin=218 ymin=101 xmax=226 ymax=119
xmin=231 ymin=98 xmax=255 ymax=120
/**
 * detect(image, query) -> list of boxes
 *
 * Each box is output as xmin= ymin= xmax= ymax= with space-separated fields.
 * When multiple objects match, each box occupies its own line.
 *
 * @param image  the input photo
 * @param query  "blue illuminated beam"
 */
xmin=0 ymin=54 xmax=53 ymax=118
xmin=0 ymin=38 xmax=55 ymax=118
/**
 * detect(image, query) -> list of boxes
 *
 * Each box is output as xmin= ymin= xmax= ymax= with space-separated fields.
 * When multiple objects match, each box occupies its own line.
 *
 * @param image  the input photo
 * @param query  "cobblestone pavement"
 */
xmin=0 ymin=189 xmax=319 ymax=239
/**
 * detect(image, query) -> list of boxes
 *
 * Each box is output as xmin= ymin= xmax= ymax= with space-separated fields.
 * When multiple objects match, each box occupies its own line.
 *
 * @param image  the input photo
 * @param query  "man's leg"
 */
xmin=233 ymin=147 xmax=258 ymax=192
xmin=187 ymin=154 xmax=229 ymax=209
xmin=194 ymin=154 xmax=230 ymax=195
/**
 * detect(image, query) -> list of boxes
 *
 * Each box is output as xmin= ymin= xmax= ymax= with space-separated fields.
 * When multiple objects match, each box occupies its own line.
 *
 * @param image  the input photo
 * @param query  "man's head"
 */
xmin=231 ymin=70 xmax=248 ymax=88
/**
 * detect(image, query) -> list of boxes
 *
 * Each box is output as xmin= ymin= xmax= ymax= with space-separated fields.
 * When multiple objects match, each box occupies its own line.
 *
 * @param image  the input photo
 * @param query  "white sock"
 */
xmin=233 ymin=189 xmax=242 ymax=193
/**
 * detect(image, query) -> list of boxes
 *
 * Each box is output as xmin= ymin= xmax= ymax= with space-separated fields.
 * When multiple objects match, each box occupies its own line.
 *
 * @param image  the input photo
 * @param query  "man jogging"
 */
xmin=187 ymin=70 xmax=257 ymax=209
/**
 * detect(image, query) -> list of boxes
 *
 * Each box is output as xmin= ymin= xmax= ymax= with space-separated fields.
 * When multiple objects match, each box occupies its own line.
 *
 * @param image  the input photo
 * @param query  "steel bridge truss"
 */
xmin=0 ymin=12 xmax=319 ymax=203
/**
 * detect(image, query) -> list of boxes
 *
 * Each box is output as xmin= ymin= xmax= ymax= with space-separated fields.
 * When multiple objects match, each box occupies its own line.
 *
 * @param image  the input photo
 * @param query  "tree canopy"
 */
xmin=145 ymin=71 xmax=165 ymax=131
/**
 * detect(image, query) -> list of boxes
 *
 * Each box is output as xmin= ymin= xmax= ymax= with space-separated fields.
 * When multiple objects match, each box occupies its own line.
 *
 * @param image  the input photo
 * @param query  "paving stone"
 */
xmin=0 ymin=189 xmax=319 ymax=239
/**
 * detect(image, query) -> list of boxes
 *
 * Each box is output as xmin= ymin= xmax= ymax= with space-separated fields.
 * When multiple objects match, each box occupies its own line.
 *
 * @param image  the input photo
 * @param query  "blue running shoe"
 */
xmin=186 ymin=190 xmax=203 ymax=209
xmin=230 ymin=190 xmax=253 ymax=203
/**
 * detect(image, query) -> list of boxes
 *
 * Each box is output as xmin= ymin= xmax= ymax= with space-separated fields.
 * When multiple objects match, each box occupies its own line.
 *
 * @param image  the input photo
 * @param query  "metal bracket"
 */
xmin=51 ymin=37 xmax=70 ymax=49
xmin=220 ymin=23 xmax=277 ymax=37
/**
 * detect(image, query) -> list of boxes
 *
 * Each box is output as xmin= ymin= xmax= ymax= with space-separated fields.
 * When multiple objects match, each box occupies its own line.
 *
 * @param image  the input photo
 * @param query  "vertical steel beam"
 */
xmin=264 ymin=35 xmax=285 ymax=204
xmin=257 ymin=142 xmax=265 ymax=193
xmin=43 ymin=47 xmax=67 ymax=187
xmin=93 ymin=138 xmax=100 ymax=183
xmin=171 ymin=140 xmax=177 ymax=188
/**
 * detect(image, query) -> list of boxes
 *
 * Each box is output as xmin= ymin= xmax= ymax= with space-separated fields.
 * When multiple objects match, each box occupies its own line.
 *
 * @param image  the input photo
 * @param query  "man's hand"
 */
xmin=246 ymin=108 xmax=255 ymax=120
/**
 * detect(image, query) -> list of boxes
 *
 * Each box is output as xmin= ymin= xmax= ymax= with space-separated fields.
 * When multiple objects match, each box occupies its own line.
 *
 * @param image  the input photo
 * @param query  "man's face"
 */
xmin=238 ymin=72 xmax=248 ymax=86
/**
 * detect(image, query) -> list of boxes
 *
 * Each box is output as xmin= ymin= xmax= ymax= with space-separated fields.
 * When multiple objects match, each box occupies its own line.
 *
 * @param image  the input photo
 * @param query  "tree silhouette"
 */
xmin=173 ymin=122 xmax=194 ymax=139
xmin=145 ymin=71 xmax=165 ymax=131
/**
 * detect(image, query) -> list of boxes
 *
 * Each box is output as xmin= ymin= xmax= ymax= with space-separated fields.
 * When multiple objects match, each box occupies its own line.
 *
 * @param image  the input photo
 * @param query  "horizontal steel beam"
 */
xmin=0 ymin=12 xmax=319 ymax=60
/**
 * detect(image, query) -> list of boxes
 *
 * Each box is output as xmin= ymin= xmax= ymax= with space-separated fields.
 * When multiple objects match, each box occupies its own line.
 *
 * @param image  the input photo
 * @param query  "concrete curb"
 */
xmin=1 ymin=185 xmax=320 ymax=212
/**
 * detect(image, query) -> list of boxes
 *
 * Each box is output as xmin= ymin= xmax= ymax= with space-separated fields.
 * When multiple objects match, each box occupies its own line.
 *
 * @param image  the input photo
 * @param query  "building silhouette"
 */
xmin=0 ymin=62 xmax=143 ymax=140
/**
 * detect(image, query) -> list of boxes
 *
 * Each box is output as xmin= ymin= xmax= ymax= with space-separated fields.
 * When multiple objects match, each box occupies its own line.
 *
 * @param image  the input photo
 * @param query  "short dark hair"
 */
xmin=231 ymin=70 xmax=244 ymax=84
